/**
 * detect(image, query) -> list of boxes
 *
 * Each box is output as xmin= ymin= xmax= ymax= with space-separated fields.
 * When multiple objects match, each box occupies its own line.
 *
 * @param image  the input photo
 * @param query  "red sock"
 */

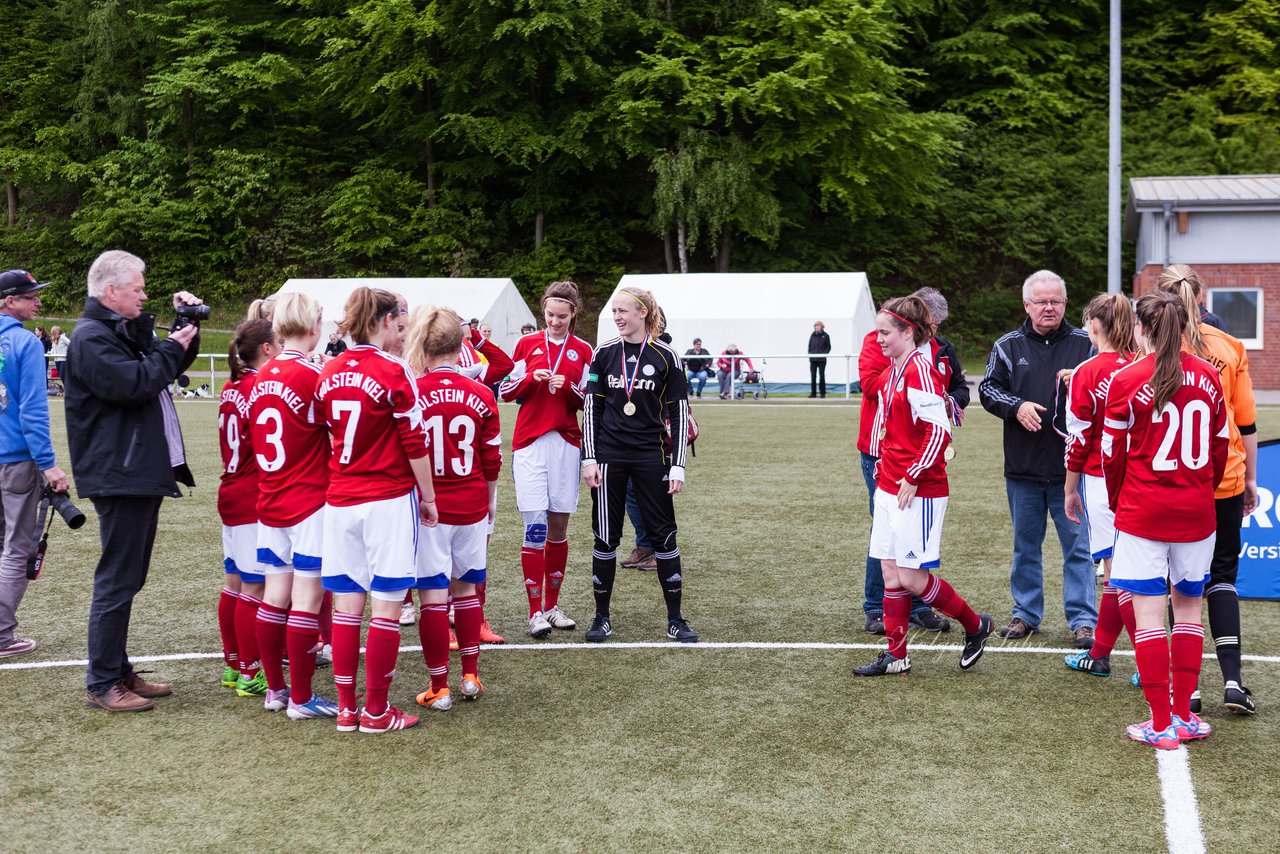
xmin=218 ymin=588 xmax=239 ymax=668
xmin=255 ymin=602 xmax=289 ymax=692
xmin=418 ymin=603 xmax=450 ymax=691
xmin=1118 ymin=591 xmax=1137 ymax=646
xmin=363 ymin=617 xmax=401 ymax=717
xmin=920 ymin=575 xmax=980 ymax=634
xmin=285 ymin=609 xmax=320 ymax=706
xmin=1171 ymin=622 xmax=1205 ymax=720
xmin=884 ymin=588 xmax=912 ymax=659
xmin=234 ymin=593 xmax=262 ymax=677
xmin=403 ymin=589 xmax=413 ymax=606
xmin=544 ymin=539 xmax=568 ymax=611
xmin=1134 ymin=627 xmax=1172 ymax=731
xmin=317 ymin=591 xmax=333 ymax=646
xmin=522 ymin=546 xmax=545 ymax=617
xmin=1089 ymin=586 xmax=1122 ymax=658
xmin=454 ymin=594 xmax=483 ymax=677
xmin=331 ymin=611 xmax=363 ymax=711
xmin=476 ymin=581 xmax=487 ymax=609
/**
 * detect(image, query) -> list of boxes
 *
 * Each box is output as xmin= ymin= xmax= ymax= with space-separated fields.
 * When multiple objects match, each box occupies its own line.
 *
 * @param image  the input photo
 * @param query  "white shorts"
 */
xmin=868 ymin=488 xmax=947 ymax=570
xmin=257 ymin=508 xmax=324 ymax=577
xmin=1082 ymin=474 xmax=1117 ymax=560
xmin=321 ymin=492 xmax=420 ymax=601
xmin=416 ymin=520 xmax=488 ymax=589
xmin=513 ymin=431 xmax=581 ymax=514
xmin=222 ymin=524 xmax=261 ymax=583
xmin=1110 ymin=530 xmax=1214 ymax=597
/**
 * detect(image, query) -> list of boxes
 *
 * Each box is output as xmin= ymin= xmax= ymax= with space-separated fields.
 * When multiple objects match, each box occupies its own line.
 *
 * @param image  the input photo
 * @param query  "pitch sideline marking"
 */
xmin=1159 ymin=748 xmax=1207 ymax=854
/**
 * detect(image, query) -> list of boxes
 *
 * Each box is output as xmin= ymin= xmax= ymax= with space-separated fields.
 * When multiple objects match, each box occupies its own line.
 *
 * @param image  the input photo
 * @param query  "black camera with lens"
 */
xmin=172 ymin=302 xmax=211 ymax=331
xmin=27 ymin=485 xmax=86 ymax=580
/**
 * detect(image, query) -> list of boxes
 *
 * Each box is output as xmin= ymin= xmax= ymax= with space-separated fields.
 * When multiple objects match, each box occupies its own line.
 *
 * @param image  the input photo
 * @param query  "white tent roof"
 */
xmin=274 ymin=277 xmax=536 ymax=355
xmin=600 ymin=273 xmax=876 ymax=385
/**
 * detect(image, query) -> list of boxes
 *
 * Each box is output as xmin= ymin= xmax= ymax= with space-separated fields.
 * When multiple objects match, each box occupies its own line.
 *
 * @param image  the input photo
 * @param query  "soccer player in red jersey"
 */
xmin=403 ymin=307 xmax=503 ymax=711
xmin=853 ymin=295 xmax=994 ymax=676
xmin=1063 ymin=294 xmax=1138 ymax=678
xmin=499 ymin=281 xmax=594 ymax=638
xmin=1101 ymin=291 xmax=1229 ymax=749
xmin=217 ymin=319 xmax=278 ymax=693
xmin=318 ymin=287 xmax=438 ymax=734
xmin=246 ymin=293 xmax=337 ymax=719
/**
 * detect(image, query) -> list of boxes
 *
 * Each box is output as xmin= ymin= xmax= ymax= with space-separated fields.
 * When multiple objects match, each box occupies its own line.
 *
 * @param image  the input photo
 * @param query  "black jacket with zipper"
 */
xmin=64 ymin=298 xmax=199 ymax=498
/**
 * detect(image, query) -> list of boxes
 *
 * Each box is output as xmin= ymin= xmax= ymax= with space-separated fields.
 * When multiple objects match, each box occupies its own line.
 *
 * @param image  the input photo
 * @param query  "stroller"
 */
xmin=733 ymin=363 xmax=768 ymax=399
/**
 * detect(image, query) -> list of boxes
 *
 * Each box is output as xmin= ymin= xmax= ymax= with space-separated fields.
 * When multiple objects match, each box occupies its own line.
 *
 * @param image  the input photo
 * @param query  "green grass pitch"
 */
xmin=3 ymin=400 xmax=1278 ymax=853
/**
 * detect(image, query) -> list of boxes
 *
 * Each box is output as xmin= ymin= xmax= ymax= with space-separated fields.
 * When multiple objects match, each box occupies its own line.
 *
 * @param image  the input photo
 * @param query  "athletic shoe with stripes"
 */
xmin=1063 ymin=651 xmax=1111 ymax=677
xmin=359 ymin=705 xmax=419 ymax=733
xmin=1171 ymin=713 xmax=1212 ymax=742
xmin=460 ymin=673 xmax=484 ymax=701
xmin=667 ymin=618 xmax=698 ymax=643
xmin=263 ymin=688 xmax=289 ymax=712
xmin=1224 ymin=682 xmax=1256 ymax=715
xmin=528 ymin=611 xmax=553 ymax=639
xmin=336 ymin=707 xmax=359 ymax=733
xmin=286 ymin=693 xmax=340 ymax=720
xmin=960 ymin=614 xmax=994 ymax=670
xmin=544 ymin=605 xmax=576 ymax=630
xmin=853 ymin=652 xmax=911 ymax=676
xmin=585 ymin=615 xmax=613 ymax=643
xmin=1189 ymin=689 xmax=1202 ymax=715
xmin=1126 ymin=719 xmax=1180 ymax=750
xmin=235 ymin=671 xmax=268 ymax=697
xmin=417 ymin=686 xmax=453 ymax=711
xmin=220 ymin=665 xmax=239 ymax=688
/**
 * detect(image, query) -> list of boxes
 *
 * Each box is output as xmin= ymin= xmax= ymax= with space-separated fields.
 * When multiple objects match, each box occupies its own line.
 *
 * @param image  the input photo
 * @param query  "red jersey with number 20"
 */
xmin=1101 ymin=353 xmax=1229 ymax=542
xmin=318 ymin=345 xmax=429 ymax=506
xmin=248 ymin=351 xmax=329 ymax=527
xmin=218 ymin=370 xmax=259 ymax=527
xmin=417 ymin=368 xmax=503 ymax=525
xmin=874 ymin=349 xmax=952 ymax=498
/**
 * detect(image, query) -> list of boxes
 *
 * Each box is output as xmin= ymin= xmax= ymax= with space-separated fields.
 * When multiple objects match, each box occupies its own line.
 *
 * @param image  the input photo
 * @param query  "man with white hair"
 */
xmin=979 ymin=270 xmax=1097 ymax=647
xmin=65 ymin=250 xmax=202 ymax=712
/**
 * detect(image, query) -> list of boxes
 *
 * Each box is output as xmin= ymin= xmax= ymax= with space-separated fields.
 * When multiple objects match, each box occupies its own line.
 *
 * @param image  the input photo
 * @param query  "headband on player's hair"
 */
xmin=882 ymin=309 xmax=918 ymax=331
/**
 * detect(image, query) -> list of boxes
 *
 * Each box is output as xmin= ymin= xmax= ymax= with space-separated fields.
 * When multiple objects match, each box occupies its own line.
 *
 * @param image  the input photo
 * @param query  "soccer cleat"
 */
xmin=1130 ymin=671 xmax=1141 ymax=689
xmin=399 ymin=601 xmax=417 ymax=626
xmin=478 ymin=619 xmax=505 ymax=644
xmin=853 ymin=652 xmax=911 ymax=676
xmin=1172 ymin=713 xmax=1212 ymax=742
xmin=220 ymin=665 xmax=240 ymax=688
xmin=358 ymin=705 xmax=420 ymax=733
xmin=585 ymin=615 xmax=613 ymax=643
xmin=312 ymin=642 xmax=332 ymax=669
xmin=336 ymin=707 xmax=359 ymax=733
xmin=959 ymin=614 xmax=994 ymax=670
xmin=1189 ymin=689 xmax=1202 ymax=715
xmin=449 ymin=627 xmax=459 ymax=652
xmin=1064 ymin=651 xmax=1111 ymax=677
xmin=286 ymin=693 xmax=340 ymax=720
xmin=460 ymin=673 xmax=484 ymax=700
xmin=1126 ymin=719 xmax=1181 ymax=750
xmin=544 ymin=605 xmax=576 ymax=630
xmin=263 ymin=688 xmax=289 ymax=712
xmin=235 ymin=670 xmax=268 ymax=697
xmin=416 ymin=686 xmax=453 ymax=711
xmin=529 ymin=611 xmax=553 ymax=639
xmin=667 ymin=618 xmax=699 ymax=643
xmin=1224 ymin=682 xmax=1257 ymax=715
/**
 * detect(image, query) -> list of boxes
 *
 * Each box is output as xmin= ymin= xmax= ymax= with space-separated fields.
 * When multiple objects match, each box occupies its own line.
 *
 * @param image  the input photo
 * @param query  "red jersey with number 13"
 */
xmin=248 ymin=351 xmax=329 ymax=527
xmin=417 ymin=368 xmax=502 ymax=525
xmin=218 ymin=370 xmax=259 ymax=527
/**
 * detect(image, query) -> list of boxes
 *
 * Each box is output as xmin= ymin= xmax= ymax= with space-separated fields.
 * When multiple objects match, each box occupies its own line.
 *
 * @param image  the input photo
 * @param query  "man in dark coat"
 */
xmin=65 ymin=250 xmax=201 ymax=712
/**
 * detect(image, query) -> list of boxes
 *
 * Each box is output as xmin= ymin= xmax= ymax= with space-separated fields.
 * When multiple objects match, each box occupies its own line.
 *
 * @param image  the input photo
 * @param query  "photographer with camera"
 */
xmin=65 ymin=250 xmax=201 ymax=712
xmin=0 ymin=270 xmax=71 ymax=660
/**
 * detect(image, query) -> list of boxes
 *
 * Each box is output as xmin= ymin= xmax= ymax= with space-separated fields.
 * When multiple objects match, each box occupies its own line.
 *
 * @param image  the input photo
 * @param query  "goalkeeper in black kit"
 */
xmin=581 ymin=285 xmax=696 ymax=643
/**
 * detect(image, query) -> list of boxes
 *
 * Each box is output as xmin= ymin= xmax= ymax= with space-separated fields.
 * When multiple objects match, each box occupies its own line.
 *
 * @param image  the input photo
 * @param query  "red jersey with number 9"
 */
xmin=417 ymin=368 xmax=502 ymax=525
xmin=318 ymin=345 xmax=429 ymax=506
xmin=1101 ymin=352 xmax=1229 ymax=542
xmin=217 ymin=370 xmax=259 ymax=527
xmin=248 ymin=351 xmax=329 ymax=527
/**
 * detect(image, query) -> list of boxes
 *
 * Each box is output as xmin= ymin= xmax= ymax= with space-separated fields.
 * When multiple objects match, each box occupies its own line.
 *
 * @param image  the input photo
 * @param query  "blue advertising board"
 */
xmin=1239 ymin=438 xmax=1280 ymax=600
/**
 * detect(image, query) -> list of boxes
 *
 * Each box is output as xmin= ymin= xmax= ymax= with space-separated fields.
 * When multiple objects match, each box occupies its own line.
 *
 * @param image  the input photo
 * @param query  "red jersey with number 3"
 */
xmin=1064 ymin=352 xmax=1132 ymax=477
xmin=318 ymin=345 xmax=429 ymax=506
xmin=248 ymin=351 xmax=329 ymax=526
xmin=874 ymin=349 xmax=952 ymax=498
xmin=218 ymin=370 xmax=259 ymax=527
xmin=417 ymin=368 xmax=502 ymax=525
xmin=499 ymin=332 xmax=593 ymax=451
xmin=1101 ymin=353 xmax=1229 ymax=542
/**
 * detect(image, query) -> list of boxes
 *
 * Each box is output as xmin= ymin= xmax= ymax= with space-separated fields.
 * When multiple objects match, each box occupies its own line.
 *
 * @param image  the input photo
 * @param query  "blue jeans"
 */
xmin=860 ymin=453 xmax=930 ymax=618
xmin=1006 ymin=478 xmax=1097 ymax=630
xmin=688 ymin=370 xmax=709 ymax=396
xmin=625 ymin=482 xmax=650 ymax=550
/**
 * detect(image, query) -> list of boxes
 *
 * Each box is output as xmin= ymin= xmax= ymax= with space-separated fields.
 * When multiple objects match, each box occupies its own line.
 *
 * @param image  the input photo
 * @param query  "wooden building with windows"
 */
xmin=1127 ymin=174 xmax=1280 ymax=388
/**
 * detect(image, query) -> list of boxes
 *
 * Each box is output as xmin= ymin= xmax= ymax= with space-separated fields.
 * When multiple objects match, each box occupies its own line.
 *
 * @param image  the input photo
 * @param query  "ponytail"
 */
xmin=1082 ymin=293 xmax=1136 ymax=356
xmin=338 ymin=287 xmax=399 ymax=345
xmin=404 ymin=304 xmax=463 ymax=375
xmin=230 ymin=319 xmax=275 ymax=381
xmin=1134 ymin=292 xmax=1187 ymax=411
xmin=1154 ymin=264 xmax=1208 ymax=359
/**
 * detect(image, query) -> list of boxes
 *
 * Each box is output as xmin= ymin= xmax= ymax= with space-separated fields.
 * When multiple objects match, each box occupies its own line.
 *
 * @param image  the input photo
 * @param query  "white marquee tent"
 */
xmin=273 ymin=277 xmax=536 ymax=355
xmin=598 ymin=273 xmax=877 ymax=391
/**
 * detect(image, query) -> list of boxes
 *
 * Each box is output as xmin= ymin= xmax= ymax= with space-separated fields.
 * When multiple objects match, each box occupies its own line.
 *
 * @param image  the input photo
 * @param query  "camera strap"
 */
xmin=26 ymin=498 xmax=53 ymax=581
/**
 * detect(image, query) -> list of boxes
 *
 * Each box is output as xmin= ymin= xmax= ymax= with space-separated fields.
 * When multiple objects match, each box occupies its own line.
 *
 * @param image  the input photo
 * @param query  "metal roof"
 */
xmin=1129 ymin=175 xmax=1280 ymax=206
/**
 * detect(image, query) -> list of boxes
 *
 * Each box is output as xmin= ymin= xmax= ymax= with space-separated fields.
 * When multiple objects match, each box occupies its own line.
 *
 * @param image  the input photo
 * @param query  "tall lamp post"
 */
xmin=1108 ymin=0 xmax=1122 ymax=294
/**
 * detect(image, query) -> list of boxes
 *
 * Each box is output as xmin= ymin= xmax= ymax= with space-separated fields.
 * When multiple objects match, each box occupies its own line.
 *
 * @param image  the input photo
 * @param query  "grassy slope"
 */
xmin=2 ymin=402 xmax=1277 ymax=853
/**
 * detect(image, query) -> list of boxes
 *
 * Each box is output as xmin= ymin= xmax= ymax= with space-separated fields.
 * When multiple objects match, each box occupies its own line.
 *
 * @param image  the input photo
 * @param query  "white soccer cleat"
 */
xmin=529 ymin=611 xmax=553 ymax=639
xmin=399 ymin=602 xmax=417 ymax=626
xmin=543 ymin=605 xmax=576 ymax=630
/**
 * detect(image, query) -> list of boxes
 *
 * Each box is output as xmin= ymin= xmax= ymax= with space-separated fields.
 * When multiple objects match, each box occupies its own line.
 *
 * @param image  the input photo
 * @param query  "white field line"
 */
xmin=3 ymin=639 xmax=1279 ymax=670
xmin=1158 ymin=748 xmax=1207 ymax=854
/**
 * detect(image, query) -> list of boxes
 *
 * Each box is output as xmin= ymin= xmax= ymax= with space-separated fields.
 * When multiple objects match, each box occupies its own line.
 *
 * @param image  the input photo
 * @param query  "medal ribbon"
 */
xmin=881 ymin=352 xmax=913 ymax=432
xmin=544 ymin=331 xmax=568 ymax=377
xmin=620 ymin=337 xmax=649 ymax=404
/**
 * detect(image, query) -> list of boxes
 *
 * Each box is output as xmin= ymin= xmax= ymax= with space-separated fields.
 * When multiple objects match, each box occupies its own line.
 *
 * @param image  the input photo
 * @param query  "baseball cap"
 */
xmin=0 ymin=269 xmax=50 ymax=299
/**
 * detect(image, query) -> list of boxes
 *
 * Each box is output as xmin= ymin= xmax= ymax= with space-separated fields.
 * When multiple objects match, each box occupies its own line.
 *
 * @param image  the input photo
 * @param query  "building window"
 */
xmin=1207 ymin=288 xmax=1263 ymax=349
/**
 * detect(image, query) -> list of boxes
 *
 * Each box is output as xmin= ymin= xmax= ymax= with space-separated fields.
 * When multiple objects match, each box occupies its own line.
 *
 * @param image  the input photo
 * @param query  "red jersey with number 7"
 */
xmin=248 ymin=351 xmax=329 ymax=527
xmin=218 ymin=370 xmax=259 ymax=527
xmin=874 ymin=349 xmax=952 ymax=498
xmin=317 ymin=345 xmax=429 ymax=507
xmin=1100 ymin=353 xmax=1229 ymax=542
xmin=417 ymin=368 xmax=503 ymax=525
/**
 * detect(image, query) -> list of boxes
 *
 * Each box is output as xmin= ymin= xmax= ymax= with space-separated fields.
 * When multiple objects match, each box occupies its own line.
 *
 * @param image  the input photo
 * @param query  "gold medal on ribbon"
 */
xmin=878 ymin=427 xmax=886 ymax=441
xmin=944 ymin=445 xmax=955 ymax=462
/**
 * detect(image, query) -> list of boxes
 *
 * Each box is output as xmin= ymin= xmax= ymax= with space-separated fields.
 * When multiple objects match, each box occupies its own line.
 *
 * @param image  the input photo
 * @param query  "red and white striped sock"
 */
xmin=454 ymin=594 xmax=483 ymax=676
xmin=234 ymin=593 xmax=262 ymax=678
xmin=1117 ymin=591 xmax=1137 ymax=646
xmin=255 ymin=602 xmax=289 ymax=692
xmin=217 ymin=588 xmax=239 ymax=669
xmin=884 ymin=588 xmax=912 ymax=660
xmin=543 ymin=539 xmax=568 ymax=612
xmin=1171 ymin=622 xmax=1205 ymax=720
xmin=285 ymin=609 xmax=320 ymax=706
xmin=1134 ymin=627 xmax=1172 ymax=731
xmin=920 ymin=574 xmax=981 ymax=635
xmin=418 ymin=603 xmax=450 ymax=691
xmin=363 ymin=617 xmax=401 ymax=718
xmin=331 ymin=610 xmax=363 ymax=711
xmin=522 ymin=546 xmax=544 ymax=617
xmin=1089 ymin=585 xmax=1123 ymax=658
